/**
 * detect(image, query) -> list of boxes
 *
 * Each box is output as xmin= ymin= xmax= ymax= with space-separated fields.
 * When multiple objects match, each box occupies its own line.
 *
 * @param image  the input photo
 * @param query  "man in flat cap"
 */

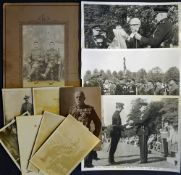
xmin=109 ymin=102 xmax=124 ymax=164
xmin=20 ymin=95 xmax=34 ymax=115
xmin=135 ymin=7 xmax=174 ymax=48
xmin=69 ymin=90 xmax=101 ymax=167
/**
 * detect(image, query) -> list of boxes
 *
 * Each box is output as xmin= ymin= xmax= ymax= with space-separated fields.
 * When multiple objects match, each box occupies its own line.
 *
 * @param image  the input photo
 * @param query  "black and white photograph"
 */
xmin=82 ymin=49 xmax=180 ymax=96
xmin=59 ymin=87 xmax=102 ymax=168
xmin=82 ymin=96 xmax=180 ymax=172
xmin=22 ymin=25 xmax=64 ymax=87
xmin=81 ymin=2 xmax=179 ymax=49
xmin=0 ymin=120 xmax=20 ymax=170
xmin=2 ymin=88 xmax=34 ymax=125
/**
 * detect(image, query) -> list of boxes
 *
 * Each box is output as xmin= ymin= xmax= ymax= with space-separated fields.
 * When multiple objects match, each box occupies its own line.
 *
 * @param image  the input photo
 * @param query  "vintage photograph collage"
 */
xmin=1 ymin=1 xmax=181 ymax=174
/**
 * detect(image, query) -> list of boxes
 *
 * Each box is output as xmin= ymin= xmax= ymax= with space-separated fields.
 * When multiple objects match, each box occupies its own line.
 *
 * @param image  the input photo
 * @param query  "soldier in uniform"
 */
xmin=131 ymin=102 xmax=151 ymax=163
xmin=135 ymin=7 xmax=174 ymax=48
xmin=27 ymin=41 xmax=44 ymax=81
xmin=69 ymin=91 xmax=101 ymax=167
xmin=109 ymin=103 xmax=124 ymax=164
xmin=20 ymin=95 xmax=33 ymax=115
xmin=86 ymin=25 xmax=108 ymax=48
xmin=41 ymin=41 xmax=62 ymax=82
xmin=168 ymin=79 xmax=179 ymax=95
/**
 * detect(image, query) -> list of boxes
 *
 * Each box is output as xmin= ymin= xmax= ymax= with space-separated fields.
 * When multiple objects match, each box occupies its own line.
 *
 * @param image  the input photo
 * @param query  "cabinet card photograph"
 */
xmin=81 ymin=2 xmax=179 ymax=49
xmin=22 ymin=25 xmax=64 ymax=87
xmin=2 ymin=88 xmax=34 ymax=125
xmin=82 ymin=96 xmax=180 ymax=172
xmin=33 ymin=87 xmax=60 ymax=115
xmin=0 ymin=120 xmax=20 ymax=170
xmin=60 ymin=87 xmax=102 ymax=167
xmin=82 ymin=49 xmax=180 ymax=96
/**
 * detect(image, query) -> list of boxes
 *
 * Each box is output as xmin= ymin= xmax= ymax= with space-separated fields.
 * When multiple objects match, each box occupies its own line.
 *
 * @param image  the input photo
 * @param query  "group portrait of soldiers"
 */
xmin=84 ymin=68 xmax=180 ymax=96
xmin=84 ymin=5 xmax=178 ymax=49
xmin=24 ymin=41 xmax=64 ymax=83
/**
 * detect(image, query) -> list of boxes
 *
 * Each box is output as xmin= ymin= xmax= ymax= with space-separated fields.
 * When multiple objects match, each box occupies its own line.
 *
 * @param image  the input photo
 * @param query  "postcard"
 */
xmin=30 ymin=115 xmax=100 ymax=175
xmin=33 ymin=87 xmax=59 ymax=115
xmin=0 ymin=119 xmax=20 ymax=170
xmin=16 ymin=115 xmax=42 ymax=175
xmin=81 ymin=1 xmax=180 ymax=49
xmin=81 ymin=49 xmax=180 ymax=96
xmin=82 ymin=95 xmax=180 ymax=173
xmin=28 ymin=111 xmax=65 ymax=172
xmin=2 ymin=88 xmax=33 ymax=125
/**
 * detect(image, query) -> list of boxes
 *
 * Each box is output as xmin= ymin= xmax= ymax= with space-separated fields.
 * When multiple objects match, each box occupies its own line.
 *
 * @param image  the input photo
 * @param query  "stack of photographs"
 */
xmin=81 ymin=1 xmax=181 ymax=173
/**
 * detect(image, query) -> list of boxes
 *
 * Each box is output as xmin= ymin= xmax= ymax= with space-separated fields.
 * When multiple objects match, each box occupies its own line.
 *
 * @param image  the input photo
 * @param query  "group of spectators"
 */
xmin=84 ymin=77 xmax=179 ymax=96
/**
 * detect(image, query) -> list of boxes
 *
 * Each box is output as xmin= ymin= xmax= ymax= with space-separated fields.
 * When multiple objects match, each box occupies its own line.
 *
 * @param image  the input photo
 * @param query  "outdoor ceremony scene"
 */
xmin=82 ymin=2 xmax=179 ymax=49
xmin=82 ymin=49 xmax=180 ymax=96
xmin=82 ymin=95 xmax=180 ymax=172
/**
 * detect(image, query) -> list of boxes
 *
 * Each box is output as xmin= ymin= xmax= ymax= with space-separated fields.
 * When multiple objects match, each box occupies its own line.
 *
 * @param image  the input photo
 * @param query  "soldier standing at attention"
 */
xmin=27 ymin=41 xmax=44 ymax=81
xmin=135 ymin=7 xmax=174 ymax=48
xmin=41 ymin=41 xmax=62 ymax=82
xmin=69 ymin=91 xmax=101 ymax=167
xmin=109 ymin=103 xmax=124 ymax=164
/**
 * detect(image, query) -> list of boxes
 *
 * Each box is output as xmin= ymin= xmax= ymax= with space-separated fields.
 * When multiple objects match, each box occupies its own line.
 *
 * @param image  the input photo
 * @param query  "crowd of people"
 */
xmin=85 ymin=7 xmax=178 ymax=49
xmin=84 ymin=77 xmax=179 ymax=96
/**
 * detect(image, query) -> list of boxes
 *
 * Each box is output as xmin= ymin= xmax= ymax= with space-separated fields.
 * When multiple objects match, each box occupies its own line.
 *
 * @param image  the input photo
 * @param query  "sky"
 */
xmin=81 ymin=49 xmax=180 ymax=77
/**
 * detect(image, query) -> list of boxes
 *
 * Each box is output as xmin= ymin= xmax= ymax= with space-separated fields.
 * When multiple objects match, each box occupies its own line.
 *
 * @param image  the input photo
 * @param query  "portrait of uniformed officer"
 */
xmin=135 ymin=7 xmax=174 ymax=48
xmin=20 ymin=95 xmax=34 ymax=115
xmin=69 ymin=90 xmax=101 ymax=167
xmin=109 ymin=102 xmax=124 ymax=164
xmin=41 ymin=41 xmax=62 ymax=81
xmin=27 ymin=41 xmax=44 ymax=81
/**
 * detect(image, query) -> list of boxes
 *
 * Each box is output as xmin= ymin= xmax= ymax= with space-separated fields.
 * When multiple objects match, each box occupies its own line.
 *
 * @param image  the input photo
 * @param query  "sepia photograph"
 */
xmin=60 ymin=87 xmax=102 ymax=168
xmin=0 ymin=120 xmax=20 ymax=170
xmin=82 ymin=49 xmax=180 ymax=96
xmin=30 ymin=115 xmax=100 ymax=175
xmin=82 ymin=96 xmax=180 ymax=172
xmin=81 ymin=2 xmax=179 ymax=49
xmin=2 ymin=88 xmax=34 ymax=125
xmin=33 ymin=87 xmax=60 ymax=115
xmin=22 ymin=25 xmax=65 ymax=87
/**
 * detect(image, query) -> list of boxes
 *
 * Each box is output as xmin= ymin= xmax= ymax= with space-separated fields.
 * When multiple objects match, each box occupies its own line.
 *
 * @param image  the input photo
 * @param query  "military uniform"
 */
xmin=20 ymin=102 xmax=33 ymax=115
xmin=43 ymin=48 xmax=61 ymax=80
xmin=140 ymin=18 xmax=173 ymax=48
xmin=69 ymin=104 xmax=101 ymax=167
xmin=109 ymin=110 xmax=123 ymax=163
xmin=134 ymin=110 xmax=151 ymax=163
xmin=28 ymin=48 xmax=44 ymax=81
